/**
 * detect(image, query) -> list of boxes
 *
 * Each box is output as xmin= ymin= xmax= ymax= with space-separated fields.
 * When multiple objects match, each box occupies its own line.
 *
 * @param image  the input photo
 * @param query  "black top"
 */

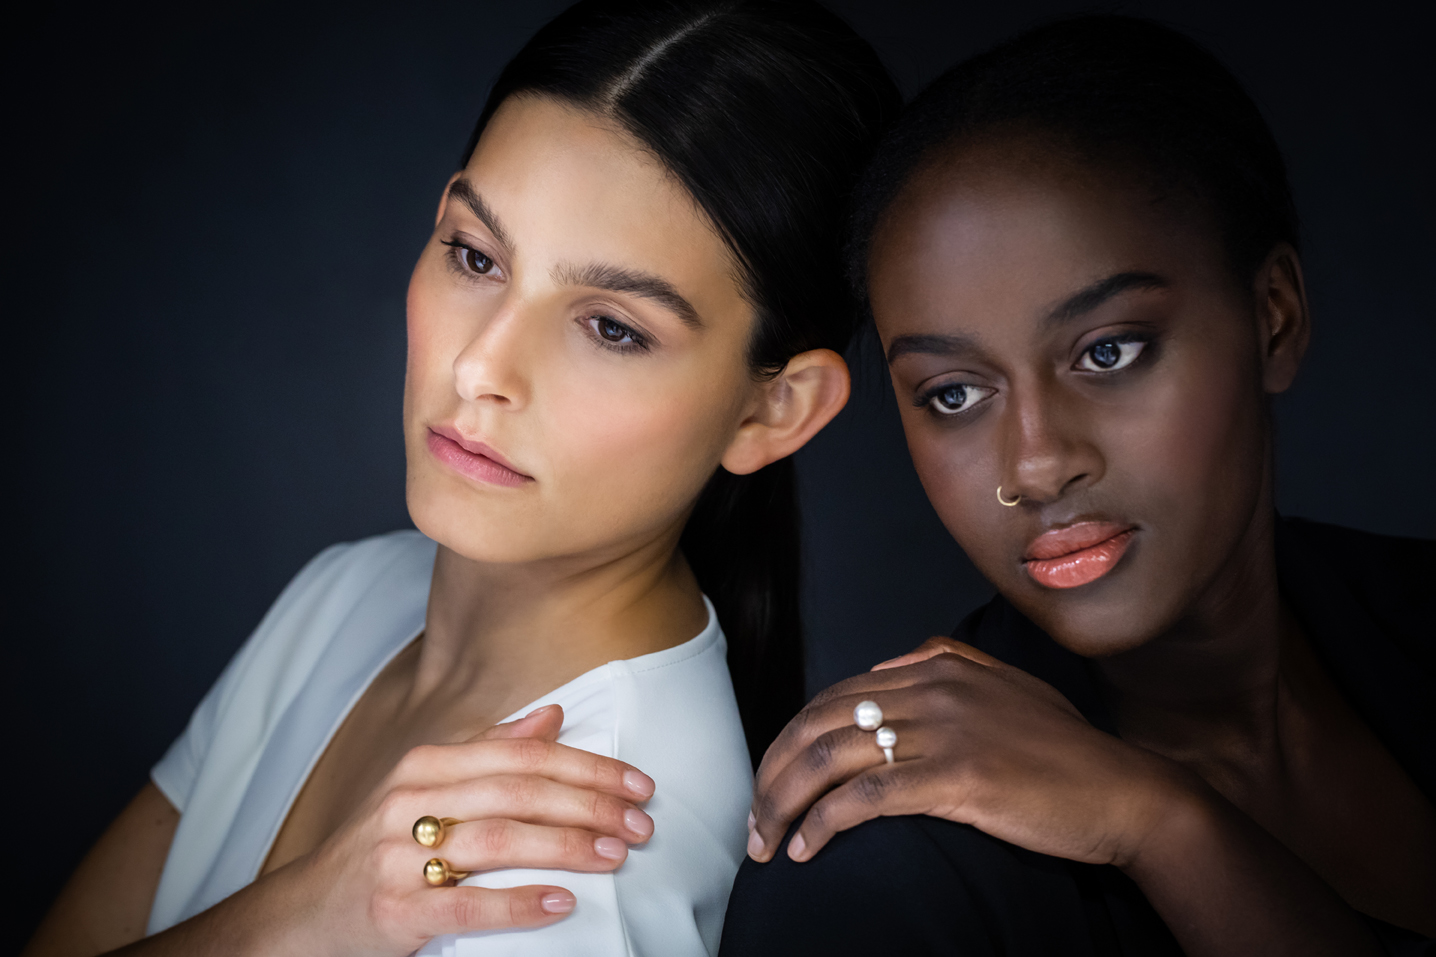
xmin=719 ymin=519 xmax=1435 ymax=956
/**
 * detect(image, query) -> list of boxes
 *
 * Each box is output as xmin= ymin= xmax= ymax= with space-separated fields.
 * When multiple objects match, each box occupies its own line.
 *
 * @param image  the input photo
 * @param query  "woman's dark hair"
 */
xmin=849 ymin=15 xmax=1299 ymax=307
xmin=463 ymin=0 xmax=899 ymax=764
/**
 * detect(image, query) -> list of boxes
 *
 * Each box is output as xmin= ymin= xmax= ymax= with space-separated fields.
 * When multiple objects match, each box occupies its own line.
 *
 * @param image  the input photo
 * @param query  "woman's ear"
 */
xmin=1255 ymin=242 xmax=1311 ymax=395
xmin=721 ymin=348 xmax=851 ymax=476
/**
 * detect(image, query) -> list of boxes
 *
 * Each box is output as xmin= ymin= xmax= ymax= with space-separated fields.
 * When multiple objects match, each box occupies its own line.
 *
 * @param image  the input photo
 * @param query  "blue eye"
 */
xmin=1077 ymin=338 xmax=1146 ymax=372
xmin=925 ymin=382 xmax=994 ymax=416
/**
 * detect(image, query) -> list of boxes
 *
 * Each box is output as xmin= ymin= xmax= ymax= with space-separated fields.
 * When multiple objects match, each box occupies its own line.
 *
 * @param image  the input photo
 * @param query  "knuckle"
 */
xmin=478 ymin=819 xmax=516 ymax=859
xmin=398 ymin=743 xmax=440 ymax=776
xmin=498 ymin=774 xmax=539 ymax=808
xmin=852 ymin=771 xmax=890 ymax=805
xmin=510 ymin=737 xmax=550 ymax=770
xmin=803 ymin=731 xmax=841 ymax=774
xmin=447 ymin=890 xmax=487 ymax=929
xmin=508 ymin=890 xmax=537 ymax=925
xmin=369 ymin=887 xmax=407 ymax=933
xmin=562 ymin=827 xmax=591 ymax=860
xmin=373 ymin=836 xmax=410 ymax=872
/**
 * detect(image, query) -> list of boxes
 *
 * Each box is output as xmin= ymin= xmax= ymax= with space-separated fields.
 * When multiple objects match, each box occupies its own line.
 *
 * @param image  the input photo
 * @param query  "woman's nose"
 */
xmin=451 ymin=306 xmax=532 ymax=409
xmin=998 ymin=385 xmax=1104 ymax=505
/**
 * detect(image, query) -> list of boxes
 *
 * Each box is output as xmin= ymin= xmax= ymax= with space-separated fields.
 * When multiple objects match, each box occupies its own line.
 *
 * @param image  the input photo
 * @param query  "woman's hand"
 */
xmin=154 ymin=704 xmax=656 ymax=957
xmin=746 ymin=639 xmax=1383 ymax=957
xmin=746 ymin=637 xmax=1185 ymax=867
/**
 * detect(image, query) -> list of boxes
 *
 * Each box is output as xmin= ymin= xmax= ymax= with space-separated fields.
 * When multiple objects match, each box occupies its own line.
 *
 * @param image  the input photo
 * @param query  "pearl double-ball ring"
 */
xmin=853 ymin=700 xmax=883 ymax=731
xmin=875 ymin=726 xmax=897 ymax=764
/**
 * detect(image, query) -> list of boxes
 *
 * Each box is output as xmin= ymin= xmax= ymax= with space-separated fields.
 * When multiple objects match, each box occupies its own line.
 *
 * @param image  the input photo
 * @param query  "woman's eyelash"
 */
xmin=584 ymin=315 xmax=651 ymax=353
xmin=1075 ymin=334 xmax=1151 ymax=373
xmin=440 ymin=239 xmax=498 ymax=277
xmin=915 ymin=381 xmax=994 ymax=417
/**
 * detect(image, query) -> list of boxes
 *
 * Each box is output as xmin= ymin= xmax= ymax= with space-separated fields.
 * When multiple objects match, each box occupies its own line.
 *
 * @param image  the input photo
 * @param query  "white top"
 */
xmin=148 ymin=530 xmax=753 ymax=956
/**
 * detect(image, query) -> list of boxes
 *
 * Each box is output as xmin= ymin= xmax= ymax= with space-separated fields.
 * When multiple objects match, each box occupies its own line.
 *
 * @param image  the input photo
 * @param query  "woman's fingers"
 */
xmin=787 ymin=763 xmax=934 ymax=861
xmin=418 ymin=884 xmax=577 ymax=936
xmin=444 ymin=818 xmax=635 ymax=872
xmin=748 ymin=721 xmax=895 ymax=861
xmin=871 ymin=637 xmax=1003 ymax=671
xmin=392 ymin=775 xmax=654 ymax=844
xmin=395 ymin=737 xmax=656 ymax=803
xmin=475 ymin=704 xmax=565 ymax=743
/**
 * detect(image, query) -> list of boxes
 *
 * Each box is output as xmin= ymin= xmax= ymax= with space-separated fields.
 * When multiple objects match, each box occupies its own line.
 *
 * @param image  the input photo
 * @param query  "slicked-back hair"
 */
xmin=462 ymin=0 xmax=900 ymax=764
xmin=848 ymin=15 xmax=1299 ymax=311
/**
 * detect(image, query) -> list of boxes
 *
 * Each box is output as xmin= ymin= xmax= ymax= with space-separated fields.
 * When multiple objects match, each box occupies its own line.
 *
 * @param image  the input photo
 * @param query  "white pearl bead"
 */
xmin=853 ymin=700 xmax=883 ymax=731
xmin=875 ymin=726 xmax=897 ymax=749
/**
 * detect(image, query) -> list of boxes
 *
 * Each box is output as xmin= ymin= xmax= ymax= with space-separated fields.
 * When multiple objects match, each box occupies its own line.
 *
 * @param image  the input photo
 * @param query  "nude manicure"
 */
xmin=624 ymin=808 xmax=654 ymax=839
xmin=541 ymin=891 xmax=576 ymax=914
xmin=594 ymin=836 xmax=628 ymax=860
xmin=623 ymin=769 xmax=655 ymax=798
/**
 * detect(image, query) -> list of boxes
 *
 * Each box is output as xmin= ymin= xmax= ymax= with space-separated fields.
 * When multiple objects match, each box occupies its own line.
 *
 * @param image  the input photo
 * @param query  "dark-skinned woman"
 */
xmin=720 ymin=16 xmax=1435 ymax=957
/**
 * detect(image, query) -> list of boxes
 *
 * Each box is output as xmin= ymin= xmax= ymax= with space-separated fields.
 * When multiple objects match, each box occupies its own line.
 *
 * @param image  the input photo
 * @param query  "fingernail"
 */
xmin=788 ymin=832 xmax=807 ymax=861
xmin=594 ymin=837 xmax=627 ymax=860
xmin=746 ymin=828 xmax=765 ymax=860
xmin=525 ymin=704 xmax=558 ymax=718
xmin=624 ymin=808 xmax=653 ymax=839
xmin=541 ymin=891 xmax=576 ymax=914
xmin=623 ymin=770 xmax=655 ymax=799
xmin=747 ymin=811 xmax=756 ymax=832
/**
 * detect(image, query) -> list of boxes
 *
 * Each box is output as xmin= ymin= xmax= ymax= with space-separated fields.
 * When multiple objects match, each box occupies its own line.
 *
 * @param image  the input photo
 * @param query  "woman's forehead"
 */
xmin=869 ymin=150 xmax=1223 ymax=334
xmin=459 ymin=96 xmax=746 ymax=321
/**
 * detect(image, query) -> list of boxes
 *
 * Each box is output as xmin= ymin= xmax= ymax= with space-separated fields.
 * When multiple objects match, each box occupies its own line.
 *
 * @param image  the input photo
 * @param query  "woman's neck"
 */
xmin=405 ymin=528 xmax=708 ymax=723
xmin=1092 ymin=505 xmax=1292 ymax=767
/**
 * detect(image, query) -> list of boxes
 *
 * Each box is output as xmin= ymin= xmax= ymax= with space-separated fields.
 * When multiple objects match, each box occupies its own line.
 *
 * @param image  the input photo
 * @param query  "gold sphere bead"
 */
xmin=413 ymin=815 xmax=443 ymax=848
xmin=424 ymin=858 xmax=451 ymax=886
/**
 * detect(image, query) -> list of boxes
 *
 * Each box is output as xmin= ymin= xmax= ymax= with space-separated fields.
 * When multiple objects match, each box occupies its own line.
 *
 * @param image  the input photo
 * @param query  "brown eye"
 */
xmin=441 ymin=240 xmax=497 ymax=276
xmin=463 ymin=248 xmax=495 ymax=275
xmin=596 ymin=317 xmax=631 ymax=342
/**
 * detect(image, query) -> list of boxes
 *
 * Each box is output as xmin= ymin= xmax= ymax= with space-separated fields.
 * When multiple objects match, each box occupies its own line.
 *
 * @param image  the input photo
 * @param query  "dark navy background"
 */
xmin=8 ymin=0 xmax=1432 ymax=945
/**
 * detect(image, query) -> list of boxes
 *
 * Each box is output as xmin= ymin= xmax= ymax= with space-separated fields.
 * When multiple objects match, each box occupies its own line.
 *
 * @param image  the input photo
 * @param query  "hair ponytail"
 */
xmin=681 ymin=462 xmax=802 ymax=765
xmin=464 ymin=0 xmax=899 ymax=764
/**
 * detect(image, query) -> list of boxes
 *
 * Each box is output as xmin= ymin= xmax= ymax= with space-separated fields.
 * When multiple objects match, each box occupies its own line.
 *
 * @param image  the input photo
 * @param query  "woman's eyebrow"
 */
xmin=886 ymin=332 xmax=982 ymax=364
xmin=554 ymin=261 xmax=703 ymax=327
xmin=1045 ymin=271 xmax=1168 ymax=326
xmin=446 ymin=179 xmax=515 ymax=252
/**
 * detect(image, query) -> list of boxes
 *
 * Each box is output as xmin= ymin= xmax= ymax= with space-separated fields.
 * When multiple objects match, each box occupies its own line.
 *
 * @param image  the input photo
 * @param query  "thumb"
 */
xmin=474 ymin=704 xmax=564 ymax=742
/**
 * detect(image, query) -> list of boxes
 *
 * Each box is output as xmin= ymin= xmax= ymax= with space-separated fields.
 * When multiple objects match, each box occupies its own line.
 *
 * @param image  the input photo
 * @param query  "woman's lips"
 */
xmin=1023 ymin=522 xmax=1135 ymax=590
xmin=426 ymin=429 xmax=532 ymax=488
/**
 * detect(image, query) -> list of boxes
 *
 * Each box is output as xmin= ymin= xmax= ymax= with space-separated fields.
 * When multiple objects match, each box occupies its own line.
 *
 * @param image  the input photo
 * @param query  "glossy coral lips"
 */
xmin=1023 ymin=522 xmax=1135 ymax=589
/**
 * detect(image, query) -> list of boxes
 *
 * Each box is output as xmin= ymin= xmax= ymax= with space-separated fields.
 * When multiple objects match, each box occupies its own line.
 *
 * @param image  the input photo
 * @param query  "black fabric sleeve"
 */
xmin=717 ymin=815 xmax=1171 ymax=957
xmin=1362 ymin=914 xmax=1436 ymax=956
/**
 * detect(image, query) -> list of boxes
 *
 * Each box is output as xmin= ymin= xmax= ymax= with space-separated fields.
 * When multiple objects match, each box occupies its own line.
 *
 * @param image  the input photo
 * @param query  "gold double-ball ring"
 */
xmin=413 ymin=815 xmax=470 ymax=886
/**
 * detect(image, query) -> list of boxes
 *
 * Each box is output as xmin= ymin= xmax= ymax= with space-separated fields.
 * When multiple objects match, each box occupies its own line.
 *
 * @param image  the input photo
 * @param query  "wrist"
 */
xmin=1115 ymin=765 xmax=1222 ymax=878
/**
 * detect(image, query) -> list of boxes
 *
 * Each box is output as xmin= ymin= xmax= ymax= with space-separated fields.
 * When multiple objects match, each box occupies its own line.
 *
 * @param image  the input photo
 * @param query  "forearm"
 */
xmin=102 ymin=867 xmax=315 ymax=957
xmin=1124 ymin=778 xmax=1380 ymax=957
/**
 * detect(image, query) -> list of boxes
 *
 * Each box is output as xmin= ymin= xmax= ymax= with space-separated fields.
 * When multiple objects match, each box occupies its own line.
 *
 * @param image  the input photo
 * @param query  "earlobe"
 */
xmin=1257 ymin=243 xmax=1311 ymax=395
xmin=721 ymin=349 xmax=851 ymax=475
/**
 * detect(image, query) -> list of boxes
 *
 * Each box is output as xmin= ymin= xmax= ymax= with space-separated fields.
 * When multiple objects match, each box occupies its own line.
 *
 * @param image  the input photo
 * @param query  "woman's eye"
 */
xmin=1077 ymin=338 xmax=1146 ymax=372
xmin=593 ymin=317 xmax=632 ymax=343
xmin=585 ymin=315 xmax=647 ymax=350
xmin=926 ymin=383 xmax=993 ymax=416
xmin=441 ymin=240 xmax=497 ymax=276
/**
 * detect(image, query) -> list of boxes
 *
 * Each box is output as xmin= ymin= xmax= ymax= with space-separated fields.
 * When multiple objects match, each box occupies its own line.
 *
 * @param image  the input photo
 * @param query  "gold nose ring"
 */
xmin=997 ymin=486 xmax=1022 ymax=507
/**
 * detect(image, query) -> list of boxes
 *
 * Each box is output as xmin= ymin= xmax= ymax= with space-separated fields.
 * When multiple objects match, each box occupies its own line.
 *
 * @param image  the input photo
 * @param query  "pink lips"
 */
xmin=426 ymin=427 xmax=533 ymax=488
xmin=1022 ymin=522 xmax=1135 ymax=589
